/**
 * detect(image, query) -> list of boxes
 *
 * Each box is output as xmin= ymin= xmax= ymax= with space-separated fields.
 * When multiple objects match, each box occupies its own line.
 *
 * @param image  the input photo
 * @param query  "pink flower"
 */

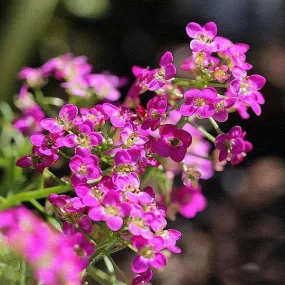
xmin=180 ymin=87 xmax=221 ymax=119
xmin=114 ymin=148 xmax=140 ymax=172
xmin=159 ymin=229 xmax=181 ymax=253
xmin=127 ymin=66 xmax=154 ymax=98
xmin=215 ymin=126 xmax=252 ymax=165
xmin=121 ymin=123 xmax=148 ymax=148
xmin=148 ymin=51 xmax=176 ymax=91
xmin=14 ymin=104 xmax=45 ymax=135
xmin=171 ymin=185 xmax=207 ymax=218
xmin=230 ymin=66 xmax=266 ymax=115
xmin=154 ymin=124 xmax=192 ymax=162
xmin=16 ymin=146 xmax=58 ymax=173
xmin=132 ymin=269 xmax=153 ymax=285
xmin=88 ymin=73 xmax=122 ymax=101
xmin=41 ymin=104 xmax=78 ymax=133
xmin=61 ymin=76 xmax=89 ymax=97
xmin=63 ymin=121 xmax=103 ymax=149
xmin=141 ymin=96 xmax=167 ymax=131
xmin=69 ymin=147 xmax=101 ymax=180
xmin=186 ymin=22 xmax=218 ymax=52
xmin=18 ymin=67 xmax=46 ymax=88
xmin=131 ymin=236 xmax=167 ymax=273
xmin=79 ymin=105 xmax=107 ymax=128
xmin=88 ymin=190 xmax=131 ymax=231
xmin=68 ymin=232 xmax=95 ymax=259
xmin=102 ymin=103 xmax=130 ymax=128
xmin=0 ymin=207 xmax=85 ymax=285
xmin=30 ymin=132 xmax=64 ymax=155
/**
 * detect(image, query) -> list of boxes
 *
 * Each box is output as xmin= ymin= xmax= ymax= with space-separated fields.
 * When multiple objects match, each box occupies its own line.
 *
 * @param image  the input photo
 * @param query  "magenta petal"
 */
xmin=106 ymin=215 xmax=123 ymax=231
xmin=88 ymin=206 xmax=105 ymax=221
xmin=228 ymin=126 xmax=242 ymax=138
xmin=215 ymin=134 xmax=227 ymax=149
xmin=250 ymin=101 xmax=261 ymax=116
xmin=186 ymin=22 xmax=202 ymax=38
xmin=132 ymin=256 xmax=150 ymax=273
xmin=69 ymin=156 xmax=83 ymax=172
xmin=102 ymin=103 xmax=119 ymax=116
xmin=232 ymin=66 xmax=247 ymax=79
xmin=213 ymin=109 xmax=228 ymax=122
xmin=150 ymin=253 xmax=167 ymax=269
xmin=41 ymin=118 xmax=63 ymax=133
xmin=75 ymin=147 xmax=91 ymax=158
xmin=231 ymin=138 xmax=245 ymax=154
xmin=30 ymin=133 xmax=45 ymax=146
xmin=16 ymin=155 xmax=32 ymax=168
xmin=63 ymin=134 xmax=78 ymax=148
xmin=159 ymin=51 xmax=173 ymax=67
xmin=82 ymin=194 xmax=100 ymax=207
xmin=184 ymin=88 xmax=200 ymax=101
xmin=204 ymin=22 xmax=217 ymax=38
xmin=154 ymin=139 xmax=170 ymax=158
xmin=219 ymin=148 xmax=228 ymax=162
xmin=249 ymin=75 xmax=266 ymax=90
xmin=103 ymin=190 xmax=120 ymax=205
xmin=78 ymin=216 xmax=92 ymax=234
xmin=170 ymin=147 xmax=186 ymax=162
xmin=59 ymin=104 xmax=78 ymax=121
xmin=164 ymin=64 xmax=176 ymax=80
xmin=63 ymin=221 xmax=77 ymax=236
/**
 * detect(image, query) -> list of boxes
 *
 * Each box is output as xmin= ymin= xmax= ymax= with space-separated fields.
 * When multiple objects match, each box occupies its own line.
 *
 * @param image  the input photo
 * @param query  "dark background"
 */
xmin=1 ymin=0 xmax=285 ymax=284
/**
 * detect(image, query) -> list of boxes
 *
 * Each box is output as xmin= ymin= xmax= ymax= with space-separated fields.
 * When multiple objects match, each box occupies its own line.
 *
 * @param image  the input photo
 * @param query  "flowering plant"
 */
xmin=0 ymin=21 xmax=265 ymax=285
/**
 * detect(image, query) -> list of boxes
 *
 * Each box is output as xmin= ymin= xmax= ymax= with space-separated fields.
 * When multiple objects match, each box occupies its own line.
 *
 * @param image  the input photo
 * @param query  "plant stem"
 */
xmin=58 ymin=150 xmax=71 ymax=160
xmin=106 ymin=254 xmax=130 ymax=284
xmin=86 ymin=266 xmax=127 ymax=285
xmin=189 ymin=122 xmax=215 ymax=143
xmin=44 ymin=169 xmax=66 ymax=185
xmin=20 ymin=257 xmax=26 ymax=285
xmin=89 ymin=234 xmax=118 ymax=266
xmin=209 ymin=117 xmax=223 ymax=134
xmin=207 ymin=82 xmax=228 ymax=88
xmin=189 ymin=152 xmax=212 ymax=161
xmin=0 ymin=184 xmax=72 ymax=211
xmin=30 ymin=199 xmax=45 ymax=213
xmin=34 ymin=88 xmax=58 ymax=117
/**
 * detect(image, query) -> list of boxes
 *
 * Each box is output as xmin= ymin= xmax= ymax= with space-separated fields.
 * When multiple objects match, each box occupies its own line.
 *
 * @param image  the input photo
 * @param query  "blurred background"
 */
xmin=0 ymin=0 xmax=285 ymax=284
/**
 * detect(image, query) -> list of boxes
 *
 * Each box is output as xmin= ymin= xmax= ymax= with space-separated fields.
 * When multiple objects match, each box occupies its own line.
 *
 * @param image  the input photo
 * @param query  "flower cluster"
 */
xmin=12 ymin=21 xmax=266 ymax=284
xmin=0 ymin=207 xmax=94 ymax=285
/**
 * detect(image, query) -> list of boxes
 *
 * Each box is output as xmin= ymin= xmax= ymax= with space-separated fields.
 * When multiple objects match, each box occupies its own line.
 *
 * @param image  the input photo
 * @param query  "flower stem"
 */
xmin=58 ymin=150 xmax=71 ymax=160
xmin=20 ymin=257 xmax=26 ymax=285
xmin=207 ymin=82 xmax=228 ymax=88
xmin=89 ymin=234 xmax=118 ymax=265
xmin=0 ymin=184 xmax=73 ymax=211
xmin=106 ymin=254 xmax=130 ymax=284
xmin=44 ymin=169 xmax=67 ymax=185
xmin=209 ymin=117 xmax=223 ymax=134
xmin=188 ymin=152 xmax=212 ymax=161
xmin=30 ymin=199 xmax=45 ymax=213
xmin=189 ymin=121 xmax=215 ymax=143
xmin=86 ymin=266 xmax=127 ymax=285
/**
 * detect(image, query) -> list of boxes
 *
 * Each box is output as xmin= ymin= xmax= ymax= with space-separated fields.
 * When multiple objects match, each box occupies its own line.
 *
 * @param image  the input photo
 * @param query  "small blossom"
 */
xmin=132 ymin=236 xmax=167 ymax=273
xmin=16 ymin=146 xmax=58 ymax=173
xmin=41 ymin=104 xmax=78 ymax=133
xmin=148 ymin=51 xmax=176 ymax=91
xmin=154 ymin=124 xmax=192 ymax=162
xmin=88 ymin=190 xmax=131 ymax=231
xmin=69 ymin=147 xmax=101 ymax=180
xmin=171 ymin=185 xmax=207 ymax=218
xmin=180 ymin=87 xmax=221 ymax=118
xmin=186 ymin=22 xmax=218 ymax=52
xmin=141 ymin=96 xmax=167 ymax=131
